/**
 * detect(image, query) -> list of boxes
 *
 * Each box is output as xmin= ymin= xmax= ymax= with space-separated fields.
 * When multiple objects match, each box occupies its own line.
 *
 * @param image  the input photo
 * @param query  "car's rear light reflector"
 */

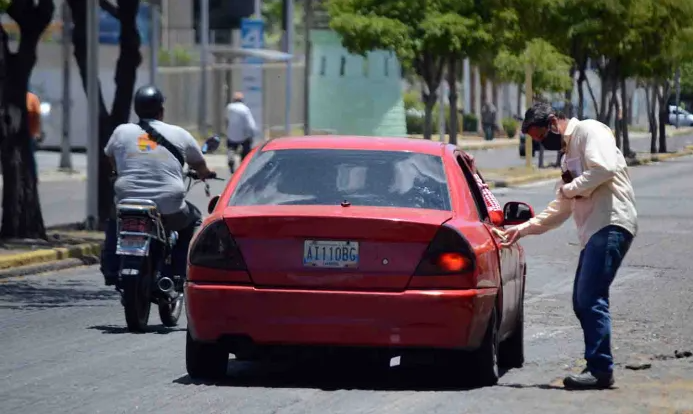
xmin=189 ymin=220 xmax=248 ymax=270
xmin=413 ymin=224 xmax=476 ymax=276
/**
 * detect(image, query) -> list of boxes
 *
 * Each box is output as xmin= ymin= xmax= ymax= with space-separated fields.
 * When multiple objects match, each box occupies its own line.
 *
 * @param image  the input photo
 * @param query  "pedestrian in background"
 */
xmin=500 ymin=102 xmax=638 ymax=390
xmin=481 ymin=102 xmax=496 ymax=141
xmin=225 ymin=92 xmax=258 ymax=173
xmin=27 ymin=91 xmax=42 ymax=179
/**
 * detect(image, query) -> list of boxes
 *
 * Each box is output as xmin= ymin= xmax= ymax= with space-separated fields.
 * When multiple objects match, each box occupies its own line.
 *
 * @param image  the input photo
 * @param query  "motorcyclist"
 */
xmin=100 ymin=85 xmax=216 ymax=289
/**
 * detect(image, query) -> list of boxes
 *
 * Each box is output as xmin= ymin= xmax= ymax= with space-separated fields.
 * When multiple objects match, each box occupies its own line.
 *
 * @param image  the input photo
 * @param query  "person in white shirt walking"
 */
xmin=500 ymin=102 xmax=638 ymax=390
xmin=225 ymin=92 xmax=258 ymax=173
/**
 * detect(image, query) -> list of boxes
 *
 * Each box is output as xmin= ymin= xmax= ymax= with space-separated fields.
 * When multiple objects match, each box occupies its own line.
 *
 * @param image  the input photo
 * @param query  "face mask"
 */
xmin=541 ymin=129 xmax=563 ymax=151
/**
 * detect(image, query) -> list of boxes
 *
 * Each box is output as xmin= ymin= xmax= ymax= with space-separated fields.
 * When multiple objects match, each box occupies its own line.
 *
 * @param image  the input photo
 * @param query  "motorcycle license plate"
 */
xmin=116 ymin=235 xmax=149 ymax=256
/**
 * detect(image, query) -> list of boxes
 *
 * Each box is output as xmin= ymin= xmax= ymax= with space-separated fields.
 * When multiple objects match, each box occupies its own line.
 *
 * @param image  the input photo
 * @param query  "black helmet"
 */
xmin=134 ymin=85 xmax=165 ymax=119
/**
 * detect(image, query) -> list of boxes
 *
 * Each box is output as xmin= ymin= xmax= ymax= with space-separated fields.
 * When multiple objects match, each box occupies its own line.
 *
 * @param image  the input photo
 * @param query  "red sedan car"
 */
xmin=185 ymin=136 xmax=535 ymax=386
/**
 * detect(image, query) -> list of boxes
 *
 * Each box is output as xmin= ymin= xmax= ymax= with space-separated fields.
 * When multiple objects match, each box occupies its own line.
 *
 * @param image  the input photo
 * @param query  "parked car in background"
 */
xmin=668 ymin=105 xmax=693 ymax=126
xmin=185 ymin=135 xmax=535 ymax=387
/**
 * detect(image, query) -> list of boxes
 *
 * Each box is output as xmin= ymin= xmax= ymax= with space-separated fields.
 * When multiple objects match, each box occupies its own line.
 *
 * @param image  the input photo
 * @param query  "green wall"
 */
xmin=309 ymin=30 xmax=407 ymax=137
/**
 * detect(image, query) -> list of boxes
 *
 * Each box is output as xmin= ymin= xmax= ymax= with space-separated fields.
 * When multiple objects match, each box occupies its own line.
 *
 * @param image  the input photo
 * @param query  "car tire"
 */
xmin=471 ymin=305 xmax=500 ymax=387
xmin=499 ymin=290 xmax=524 ymax=369
xmin=186 ymin=330 xmax=229 ymax=381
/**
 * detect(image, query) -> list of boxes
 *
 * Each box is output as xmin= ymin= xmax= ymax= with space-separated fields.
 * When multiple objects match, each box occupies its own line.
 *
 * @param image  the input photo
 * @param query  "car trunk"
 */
xmin=223 ymin=206 xmax=452 ymax=291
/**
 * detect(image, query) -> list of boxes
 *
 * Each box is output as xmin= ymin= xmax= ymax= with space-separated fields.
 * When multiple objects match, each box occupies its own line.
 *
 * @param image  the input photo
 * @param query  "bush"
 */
xmin=462 ymin=113 xmax=478 ymax=132
xmin=158 ymin=46 xmax=195 ymax=67
xmin=403 ymin=90 xmax=424 ymax=111
xmin=406 ymin=112 xmax=425 ymax=135
xmin=502 ymin=117 xmax=519 ymax=138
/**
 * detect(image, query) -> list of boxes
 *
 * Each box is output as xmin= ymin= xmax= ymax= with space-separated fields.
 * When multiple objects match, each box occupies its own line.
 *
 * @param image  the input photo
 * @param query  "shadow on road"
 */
xmin=0 ymin=279 xmax=117 ymax=310
xmin=173 ymin=359 xmax=514 ymax=392
xmin=88 ymin=324 xmax=185 ymax=335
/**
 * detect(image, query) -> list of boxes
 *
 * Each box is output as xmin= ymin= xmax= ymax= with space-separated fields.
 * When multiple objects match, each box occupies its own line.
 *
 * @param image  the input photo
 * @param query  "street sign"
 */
xmin=240 ymin=18 xmax=264 ymax=141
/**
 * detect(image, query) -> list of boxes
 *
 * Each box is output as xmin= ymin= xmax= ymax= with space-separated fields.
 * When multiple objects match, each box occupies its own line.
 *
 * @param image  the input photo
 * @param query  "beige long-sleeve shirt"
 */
xmin=516 ymin=118 xmax=638 ymax=247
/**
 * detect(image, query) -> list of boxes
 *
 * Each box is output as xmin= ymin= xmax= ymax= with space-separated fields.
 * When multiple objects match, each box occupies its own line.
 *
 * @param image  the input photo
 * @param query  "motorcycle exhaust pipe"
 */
xmin=157 ymin=276 xmax=175 ymax=294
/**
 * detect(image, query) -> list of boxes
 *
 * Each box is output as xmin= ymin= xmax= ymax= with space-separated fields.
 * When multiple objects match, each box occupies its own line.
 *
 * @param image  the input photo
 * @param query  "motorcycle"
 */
xmin=113 ymin=137 xmax=223 ymax=332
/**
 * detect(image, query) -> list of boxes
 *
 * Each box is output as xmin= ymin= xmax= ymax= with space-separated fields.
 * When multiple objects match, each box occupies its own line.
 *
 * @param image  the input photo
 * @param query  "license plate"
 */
xmin=116 ymin=235 xmax=149 ymax=256
xmin=303 ymin=240 xmax=359 ymax=268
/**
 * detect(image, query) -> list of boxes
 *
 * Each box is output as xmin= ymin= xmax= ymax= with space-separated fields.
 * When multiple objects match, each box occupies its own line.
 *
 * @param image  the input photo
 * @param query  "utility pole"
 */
xmin=284 ymin=0 xmax=295 ymax=135
xmin=524 ymin=61 xmax=533 ymax=169
xmin=197 ymin=0 xmax=210 ymax=137
xmin=60 ymin=1 xmax=73 ymax=171
xmin=149 ymin=3 xmax=160 ymax=85
xmin=86 ymin=0 xmax=100 ymax=229
xmin=302 ymin=0 xmax=312 ymax=135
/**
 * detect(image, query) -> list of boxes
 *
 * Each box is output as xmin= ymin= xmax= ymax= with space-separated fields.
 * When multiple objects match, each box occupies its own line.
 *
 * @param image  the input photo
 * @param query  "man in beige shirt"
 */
xmin=501 ymin=103 xmax=637 ymax=390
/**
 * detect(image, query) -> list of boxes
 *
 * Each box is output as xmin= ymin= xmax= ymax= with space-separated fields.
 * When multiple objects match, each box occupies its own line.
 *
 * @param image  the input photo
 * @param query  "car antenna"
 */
xmin=341 ymin=199 xmax=351 ymax=207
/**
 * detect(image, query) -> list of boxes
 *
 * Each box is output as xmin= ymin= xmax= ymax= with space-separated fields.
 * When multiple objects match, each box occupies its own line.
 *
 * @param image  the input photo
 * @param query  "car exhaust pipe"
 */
xmin=157 ymin=276 xmax=175 ymax=294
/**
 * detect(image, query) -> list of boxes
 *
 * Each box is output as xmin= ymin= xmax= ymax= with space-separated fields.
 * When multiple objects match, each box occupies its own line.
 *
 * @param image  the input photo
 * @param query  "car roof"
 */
xmin=261 ymin=135 xmax=448 ymax=156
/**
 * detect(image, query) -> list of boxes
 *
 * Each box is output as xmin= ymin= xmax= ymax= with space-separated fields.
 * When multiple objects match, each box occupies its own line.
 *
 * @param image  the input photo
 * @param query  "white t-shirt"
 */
xmin=104 ymin=120 xmax=205 ymax=215
xmin=226 ymin=102 xmax=257 ymax=144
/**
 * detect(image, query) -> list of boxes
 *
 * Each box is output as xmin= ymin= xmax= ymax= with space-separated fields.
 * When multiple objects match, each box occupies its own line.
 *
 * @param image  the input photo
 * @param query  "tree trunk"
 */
xmin=645 ymin=82 xmax=657 ymax=153
xmin=447 ymin=58 xmax=458 ymax=145
xmin=0 ymin=0 xmax=54 ymax=240
xmin=564 ymin=63 xmax=576 ymax=118
xmin=619 ymin=76 xmax=632 ymax=158
xmin=657 ymin=79 xmax=670 ymax=153
xmin=611 ymin=78 xmax=621 ymax=149
xmin=68 ymin=0 xmax=142 ymax=229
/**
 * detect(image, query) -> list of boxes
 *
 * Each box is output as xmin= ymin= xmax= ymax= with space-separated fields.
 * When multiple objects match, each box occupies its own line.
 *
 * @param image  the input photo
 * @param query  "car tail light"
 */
xmin=189 ymin=220 xmax=247 ymax=270
xmin=413 ymin=224 xmax=476 ymax=276
xmin=121 ymin=217 xmax=150 ymax=233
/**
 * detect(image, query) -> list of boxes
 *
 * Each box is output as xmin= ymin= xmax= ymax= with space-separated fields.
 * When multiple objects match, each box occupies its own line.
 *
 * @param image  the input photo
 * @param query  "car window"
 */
xmin=455 ymin=154 xmax=490 ymax=222
xmin=228 ymin=149 xmax=452 ymax=211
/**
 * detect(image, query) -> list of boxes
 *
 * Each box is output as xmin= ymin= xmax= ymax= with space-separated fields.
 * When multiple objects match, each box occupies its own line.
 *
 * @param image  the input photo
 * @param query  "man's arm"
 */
xmin=515 ymin=184 xmax=573 ymax=237
xmin=244 ymin=107 xmax=257 ymax=140
xmin=562 ymin=126 xmax=620 ymax=199
xmin=183 ymin=130 xmax=215 ymax=179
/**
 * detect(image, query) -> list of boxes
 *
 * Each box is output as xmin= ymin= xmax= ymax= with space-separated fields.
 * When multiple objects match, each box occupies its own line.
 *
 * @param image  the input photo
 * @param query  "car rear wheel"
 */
xmin=471 ymin=306 xmax=500 ymax=387
xmin=186 ymin=330 xmax=229 ymax=381
xmin=499 ymin=292 xmax=524 ymax=369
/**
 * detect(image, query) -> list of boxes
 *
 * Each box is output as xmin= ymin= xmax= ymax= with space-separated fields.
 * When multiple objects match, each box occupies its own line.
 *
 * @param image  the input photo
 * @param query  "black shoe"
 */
xmin=563 ymin=369 xmax=615 ymax=390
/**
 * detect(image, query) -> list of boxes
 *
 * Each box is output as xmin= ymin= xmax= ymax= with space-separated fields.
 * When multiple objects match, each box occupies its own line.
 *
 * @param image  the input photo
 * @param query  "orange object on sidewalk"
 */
xmin=27 ymin=92 xmax=41 ymax=139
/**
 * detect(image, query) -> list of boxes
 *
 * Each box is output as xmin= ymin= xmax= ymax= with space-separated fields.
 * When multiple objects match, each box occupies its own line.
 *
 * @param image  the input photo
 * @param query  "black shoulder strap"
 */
xmin=138 ymin=120 xmax=185 ymax=167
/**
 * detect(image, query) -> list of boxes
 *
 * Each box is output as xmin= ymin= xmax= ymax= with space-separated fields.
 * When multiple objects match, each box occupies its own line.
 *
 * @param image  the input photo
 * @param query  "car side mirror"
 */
xmin=201 ymin=135 xmax=221 ymax=154
xmin=503 ymin=201 xmax=534 ymax=226
xmin=207 ymin=195 xmax=220 ymax=214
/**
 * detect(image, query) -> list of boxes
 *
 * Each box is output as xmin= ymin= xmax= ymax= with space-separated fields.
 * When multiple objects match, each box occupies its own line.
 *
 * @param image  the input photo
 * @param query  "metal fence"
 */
xmin=158 ymin=62 xmax=306 ymax=137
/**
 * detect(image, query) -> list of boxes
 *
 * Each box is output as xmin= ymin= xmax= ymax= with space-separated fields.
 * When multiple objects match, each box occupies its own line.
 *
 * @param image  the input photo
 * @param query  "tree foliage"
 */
xmin=327 ymin=0 xmax=491 ymax=139
xmin=494 ymin=39 xmax=574 ymax=94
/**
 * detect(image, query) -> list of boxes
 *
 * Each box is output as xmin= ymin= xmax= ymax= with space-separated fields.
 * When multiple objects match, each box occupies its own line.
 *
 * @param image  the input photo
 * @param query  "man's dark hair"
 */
xmin=521 ymin=102 xmax=566 ymax=133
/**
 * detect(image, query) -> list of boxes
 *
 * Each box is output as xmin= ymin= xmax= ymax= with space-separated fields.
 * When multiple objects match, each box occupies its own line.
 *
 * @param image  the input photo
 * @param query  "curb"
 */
xmin=0 ymin=242 xmax=102 ymax=272
xmin=487 ymin=149 xmax=693 ymax=189
xmin=0 ymin=257 xmax=100 ymax=280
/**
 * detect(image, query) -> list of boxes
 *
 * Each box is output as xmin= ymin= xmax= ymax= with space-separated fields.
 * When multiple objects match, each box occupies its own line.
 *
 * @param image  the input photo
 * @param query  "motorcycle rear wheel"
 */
xmin=122 ymin=260 xmax=152 ymax=333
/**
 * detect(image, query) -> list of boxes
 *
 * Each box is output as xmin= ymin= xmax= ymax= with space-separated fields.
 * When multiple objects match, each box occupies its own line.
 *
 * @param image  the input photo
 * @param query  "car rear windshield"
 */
xmin=228 ymin=149 xmax=451 ymax=210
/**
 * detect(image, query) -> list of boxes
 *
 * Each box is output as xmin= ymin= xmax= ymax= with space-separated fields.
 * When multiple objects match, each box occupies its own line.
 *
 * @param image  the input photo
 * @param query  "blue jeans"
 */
xmin=101 ymin=201 xmax=202 ymax=285
xmin=483 ymin=124 xmax=494 ymax=141
xmin=573 ymin=225 xmax=634 ymax=375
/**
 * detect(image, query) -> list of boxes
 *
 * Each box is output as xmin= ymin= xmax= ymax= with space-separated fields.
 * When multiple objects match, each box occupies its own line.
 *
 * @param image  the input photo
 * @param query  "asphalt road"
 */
xmin=2 ymin=156 xmax=693 ymax=413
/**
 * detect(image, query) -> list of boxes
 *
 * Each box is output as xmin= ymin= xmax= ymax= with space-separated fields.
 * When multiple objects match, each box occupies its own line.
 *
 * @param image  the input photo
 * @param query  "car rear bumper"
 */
xmin=185 ymin=283 xmax=497 ymax=351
